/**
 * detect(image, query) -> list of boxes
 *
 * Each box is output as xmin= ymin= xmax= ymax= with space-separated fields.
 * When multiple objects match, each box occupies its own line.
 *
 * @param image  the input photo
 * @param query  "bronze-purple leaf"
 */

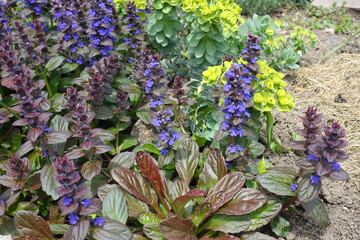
xmin=26 ymin=127 xmax=43 ymax=142
xmin=14 ymin=210 xmax=54 ymax=240
xmin=79 ymin=198 xmax=101 ymax=215
xmin=175 ymin=138 xmax=199 ymax=186
xmin=327 ymin=168 xmax=350 ymax=181
xmin=159 ymin=216 xmax=197 ymax=240
xmin=315 ymin=162 xmax=332 ymax=176
xmin=64 ymin=218 xmax=89 ymax=240
xmin=217 ymin=188 xmax=268 ymax=216
xmin=136 ymin=151 xmax=169 ymax=202
xmin=297 ymin=178 xmax=322 ymax=202
xmin=111 ymin=167 xmax=158 ymax=209
xmin=81 ymin=160 xmax=102 ymax=180
xmin=46 ymin=131 xmax=72 ymax=144
xmin=199 ymin=148 xmax=227 ymax=190
xmin=206 ymin=172 xmax=245 ymax=207
xmin=173 ymin=189 xmax=207 ymax=215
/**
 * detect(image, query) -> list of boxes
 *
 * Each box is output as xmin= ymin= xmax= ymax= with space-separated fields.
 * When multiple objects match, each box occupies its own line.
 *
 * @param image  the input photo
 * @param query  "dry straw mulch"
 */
xmin=293 ymin=54 xmax=360 ymax=186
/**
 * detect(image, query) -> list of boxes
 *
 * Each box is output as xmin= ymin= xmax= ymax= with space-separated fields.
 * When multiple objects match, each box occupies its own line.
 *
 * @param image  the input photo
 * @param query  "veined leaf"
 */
xmin=109 ymin=152 xmax=135 ymax=170
xmin=246 ymin=198 xmax=282 ymax=231
xmin=136 ymin=152 xmax=169 ymax=205
xmin=270 ymin=216 xmax=290 ymax=237
xmin=240 ymin=232 xmax=276 ymax=240
xmin=81 ymin=160 xmax=101 ymax=180
xmin=297 ymin=178 xmax=321 ymax=202
xmin=111 ymin=167 xmax=159 ymax=210
xmin=143 ymin=223 xmax=166 ymax=240
xmin=41 ymin=163 xmax=61 ymax=200
xmin=14 ymin=210 xmax=54 ymax=240
xmin=257 ymin=173 xmax=296 ymax=196
xmin=301 ymin=196 xmax=329 ymax=228
xmin=159 ymin=216 xmax=197 ymax=240
xmin=63 ymin=219 xmax=89 ymax=240
xmin=92 ymin=219 xmax=132 ymax=240
xmin=199 ymin=148 xmax=227 ymax=190
xmin=217 ymin=188 xmax=267 ymax=216
xmin=138 ymin=212 xmax=162 ymax=225
xmin=175 ymin=138 xmax=199 ymax=186
xmin=124 ymin=192 xmax=149 ymax=218
xmin=102 ymin=188 xmax=128 ymax=224
xmin=173 ymin=189 xmax=207 ymax=215
xmin=201 ymin=214 xmax=251 ymax=234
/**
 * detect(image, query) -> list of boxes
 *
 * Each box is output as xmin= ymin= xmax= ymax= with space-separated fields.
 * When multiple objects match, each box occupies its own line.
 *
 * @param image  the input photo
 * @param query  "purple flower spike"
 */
xmin=94 ymin=217 xmax=104 ymax=226
xmin=68 ymin=213 xmax=79 ymax=225
xmin=80 ymin=198 xmax=91 ymax=208
xmin=62 ymin=197 xmax=73 ymax=206
xmin=290 ymin=184 xmax=297 ymax=192
xmin=310 ymin=175 xmax=321 ymax=184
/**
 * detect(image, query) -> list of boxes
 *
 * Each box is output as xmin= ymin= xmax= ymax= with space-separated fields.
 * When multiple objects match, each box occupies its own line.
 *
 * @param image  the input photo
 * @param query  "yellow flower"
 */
xmin=265 ymin=27 xmax=275 ymax=36
xmin=254 ymin=93 xmax=264 ymax=103
xmin=265 ymin=80 xmax=275 ymax=90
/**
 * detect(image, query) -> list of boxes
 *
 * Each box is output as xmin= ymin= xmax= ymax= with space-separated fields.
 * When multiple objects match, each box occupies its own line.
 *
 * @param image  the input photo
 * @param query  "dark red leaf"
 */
xmin=217 ymin=188 xmax=268 ymax=215
xmin=14 ymin=210 xmax=54 ymax=240
xmin=64 ymin=218 xmax=89 ymax=240
xmin=199 ymin=148 xmax=227 ymax=190
xmin=173 ymin=189 xmax=207 ymax=214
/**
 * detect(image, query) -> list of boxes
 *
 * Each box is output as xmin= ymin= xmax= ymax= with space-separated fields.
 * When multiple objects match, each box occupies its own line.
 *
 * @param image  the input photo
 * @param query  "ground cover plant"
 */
xmin=0 ymin=0 xmax=351 ymax=239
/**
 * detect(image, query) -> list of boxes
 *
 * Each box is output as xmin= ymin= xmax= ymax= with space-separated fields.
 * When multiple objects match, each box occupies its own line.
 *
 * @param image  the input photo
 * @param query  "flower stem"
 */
xmin=41 ymin=72 xmax=53 ymax=98
xmin=0 ymin=100 xmax=21 ymax=119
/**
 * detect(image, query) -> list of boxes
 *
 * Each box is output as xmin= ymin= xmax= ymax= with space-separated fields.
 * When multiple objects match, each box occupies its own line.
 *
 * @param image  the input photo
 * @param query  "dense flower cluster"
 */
xmin=84 ymin=55 xmax=121 ymax=105
xmin=6 ymin=156 xmax=30 ymax=181
xmin=53 ymin=156 xmax=101 ymax=225
xmin=221 ymin=34 xmax=261 ymax=143
xmin=0 ymin=38 xmax=52 ymax=143
xmin=293 ymin=108 xmax=350 ymax=194
xmin=88 ymin=0 xmax=117 ymax=60
xmin=64 ymin=87 xmax=112 ymax=158
xmin=135 ymin=49 xmax=167 ymax=108
xmin=152 ymin=109 xmax=180 ymax=155
xmin=0 ymin=0 xmax=14 ymax=37
xmin=122 ymin=1 xmax=146 ymax=63
xmin=52 ymin=0 xmax=89 ymax=64
xmin=22 ymin=0 xmax=48 ymax=16
xmin=290 ymin=107 xmax=323 ymax=151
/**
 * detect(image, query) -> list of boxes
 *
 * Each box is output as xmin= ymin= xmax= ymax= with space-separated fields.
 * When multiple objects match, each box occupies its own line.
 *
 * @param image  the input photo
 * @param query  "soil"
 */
xmin=266 ymin=7 xmax=360 ymax=240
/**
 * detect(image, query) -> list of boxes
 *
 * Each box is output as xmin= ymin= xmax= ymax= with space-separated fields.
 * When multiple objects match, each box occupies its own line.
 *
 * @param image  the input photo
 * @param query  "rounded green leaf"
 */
xmin=102 ymin=188 xmax=128 ymax=224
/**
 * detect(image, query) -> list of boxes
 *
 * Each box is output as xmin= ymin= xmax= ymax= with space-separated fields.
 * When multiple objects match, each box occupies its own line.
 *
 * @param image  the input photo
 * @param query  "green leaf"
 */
xmin=41 ymin=163 xmax=61 ymax=200
xmin=248 ymin=141 xmax=265 ymax=157
xmin=61 ymin=63 xmax=78 ymax=74
xmin=14 ymin=210 xmax=54 ymax=240
xmin=246 ymin=198 xmax=282 ymax=231
xmin=12 ymin=202 xmax=39 ymax=215
xmin=81 ymin=160 xmax=102 ymax=180
xmin=301 ymin=196 xmax=329 ymax=228
xmin=45 ymin=56 xmax=65 ymax=71
xmin=270 ymin=216 xmax=290 ymax=237
xmin=109 ymin=152 xmax=135 ymax=170
xmin=297 ymin=178 xmax=321 ymax=202
xmin=201 ymin=214 xmax=251 ymax=233
xmin=94 ymin=106 xmax=113 ymax=120
xmin=257 ymin=157 xmax=274 ymax=175
xmin=49 ymin=224 xmax=69 ymax=235
xmin=138 ymin=212 xmax=162 ymax=225
xmin=124 ymin=192 xmax=150 ymax=218
xmin=137 ymin=110 xmax=152 ymax=125
xmin=257 ymin=173 xmax=296 ymax=196
xmin=92 ymin=219 xmax=132 ymax=240
xmin=102 ymin=188 xmax=128 ymax=224
xmin=144 ymin=144 xmax=160 ymax=155
xmin=9 ymin=128 xmax=22 ymax=153
xmin=0 ymin=215 xmax=17 ymax=235
xmin=118 ymin=135 xmax=138 ymax=152
xmin=198 ymin=148 xmax=228 ymax=190
xmin=159 ymin=216 xmax=197 ymax=240
xmin=143 ymin=223 xmax=166 ymax=240
xmin=217 ymin=188 xmax=268 ymax=216
xmin=175 ymin=138 xmax=199 ymax=186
